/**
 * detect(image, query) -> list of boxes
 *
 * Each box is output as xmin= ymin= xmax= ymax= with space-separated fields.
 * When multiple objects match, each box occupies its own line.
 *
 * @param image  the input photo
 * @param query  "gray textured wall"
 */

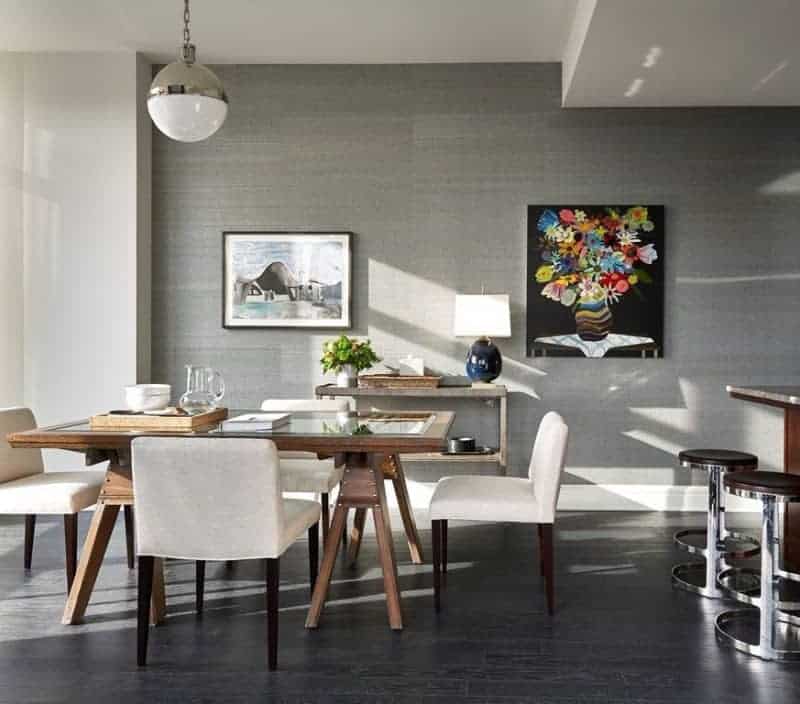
xmin=152 ymin=63 xmax=800 ymax=488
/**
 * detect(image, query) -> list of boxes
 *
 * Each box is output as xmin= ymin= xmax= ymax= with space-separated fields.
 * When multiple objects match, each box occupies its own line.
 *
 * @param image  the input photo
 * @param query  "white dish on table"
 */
xmin=125 ymin=384 xmax=171 ymax=412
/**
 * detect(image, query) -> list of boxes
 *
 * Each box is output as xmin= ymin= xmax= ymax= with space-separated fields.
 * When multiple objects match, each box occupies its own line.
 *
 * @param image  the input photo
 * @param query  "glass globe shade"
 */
xmin=148 ymin=59 xmax=228 ymax=142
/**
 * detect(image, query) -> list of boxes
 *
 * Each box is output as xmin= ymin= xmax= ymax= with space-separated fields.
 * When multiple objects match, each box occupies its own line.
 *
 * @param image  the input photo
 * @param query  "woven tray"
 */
xmin=358 ymin=374 xmax=441 ymax=389
xmin=90 ymin=407 xmax=228 ymax=431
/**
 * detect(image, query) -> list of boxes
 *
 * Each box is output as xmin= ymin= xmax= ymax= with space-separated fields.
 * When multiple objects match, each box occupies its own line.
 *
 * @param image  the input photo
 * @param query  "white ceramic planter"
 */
xmin=336 ymin=364 xmax=357 ymax=388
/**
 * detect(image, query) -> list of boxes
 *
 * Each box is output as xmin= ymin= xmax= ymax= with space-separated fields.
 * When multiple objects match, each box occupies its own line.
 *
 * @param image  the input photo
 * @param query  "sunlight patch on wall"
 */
xmin=677 ymin=272 xmax=800 ymax=284
xmin=760 ymin=170 xmax=800 ymax=195
xmin=627 ymin=407 xmax=691 ymax=434
xmin=367 ymin=258 xmax=454 ymax=321
xmin=621 ymin=428 xmax=685 ymax=456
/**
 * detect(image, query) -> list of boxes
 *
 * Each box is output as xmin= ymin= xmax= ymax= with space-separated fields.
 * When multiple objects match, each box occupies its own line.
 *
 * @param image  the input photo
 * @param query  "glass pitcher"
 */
xmin=179 ymin=365 xmax=225 ymax=413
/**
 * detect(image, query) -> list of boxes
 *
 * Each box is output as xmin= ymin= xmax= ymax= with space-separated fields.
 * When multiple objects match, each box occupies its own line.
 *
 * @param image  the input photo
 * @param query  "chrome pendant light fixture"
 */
xmin=147 ymin=0 xmax=228 ymax=142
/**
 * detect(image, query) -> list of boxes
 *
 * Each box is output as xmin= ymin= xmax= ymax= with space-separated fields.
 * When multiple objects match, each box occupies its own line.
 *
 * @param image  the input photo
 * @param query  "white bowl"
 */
xmin=125 ymin=384 xmax=171 ymax=412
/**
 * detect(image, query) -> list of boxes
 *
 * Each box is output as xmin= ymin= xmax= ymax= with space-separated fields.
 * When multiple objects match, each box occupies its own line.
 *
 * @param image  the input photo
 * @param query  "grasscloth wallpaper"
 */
xmin=152 ymin=63 xmax=800 ymax=491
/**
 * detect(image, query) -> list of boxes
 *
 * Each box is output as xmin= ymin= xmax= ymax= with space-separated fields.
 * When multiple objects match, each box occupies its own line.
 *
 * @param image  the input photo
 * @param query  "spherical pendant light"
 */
xmin=147 ymin=0 xmax=228 ymax=143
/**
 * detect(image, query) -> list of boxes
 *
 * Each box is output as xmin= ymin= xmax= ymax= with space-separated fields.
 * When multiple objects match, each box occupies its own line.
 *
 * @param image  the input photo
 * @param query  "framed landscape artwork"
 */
xmin=223 ymin=231 xmax=352 ymax=328
xmin=526 ymin=205 xmax=664 ymax=358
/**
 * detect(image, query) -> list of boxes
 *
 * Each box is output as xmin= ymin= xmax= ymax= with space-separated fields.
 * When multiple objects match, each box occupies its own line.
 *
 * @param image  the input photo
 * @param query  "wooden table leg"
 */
xmin=372 ymin=466 xmax=403 ymax=630
xmin=347 ymin=454 xmax=424 ymax=567
xmin=62 ymin=502 xmax=120 ymax=625
xmin=63 ymin=452 xmax=167 ymax=625
xmin=346 ymin=508 xmax=367 ymax=566
xmin=307 ymin=451 xmax=404 ymax=630
xmin=785 ymin=407 xmax=800 ymax=564
xmin=305 ymin=502 xmax=348 ymax=628
xmin=387 ymin=455 xmax=424 ymax=564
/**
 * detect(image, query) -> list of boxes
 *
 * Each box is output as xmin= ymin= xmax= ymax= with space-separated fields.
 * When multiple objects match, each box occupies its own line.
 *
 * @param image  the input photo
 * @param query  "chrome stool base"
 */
xmin=718 ymin=566 xmax=800 ymax=610
xmin=716 ymin=481 xmax=800 ymax=661
xmin=716 ymin=609 xmax=800 ymax=661
xmin=716 ymin=566 xmax=761 ymax=600
xmin=674 ymin=529 xmax=759 ymax=559
xmin=672 ymin=561 xmax=723 ymax=598
xmin=671 ymin=462 xmax=759 ymax=600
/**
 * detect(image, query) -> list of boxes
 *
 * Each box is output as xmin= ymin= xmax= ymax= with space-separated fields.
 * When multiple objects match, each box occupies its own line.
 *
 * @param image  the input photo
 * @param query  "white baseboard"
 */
xmin=291 ymin=482 xmax=753 ymax=537
xmin=557 ymin=483 xmax=755 ymax=512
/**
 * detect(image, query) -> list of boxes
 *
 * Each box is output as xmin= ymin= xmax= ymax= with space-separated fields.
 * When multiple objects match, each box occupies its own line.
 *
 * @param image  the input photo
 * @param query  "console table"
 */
xmin=315 ymin=383 xmax=508 ymax=471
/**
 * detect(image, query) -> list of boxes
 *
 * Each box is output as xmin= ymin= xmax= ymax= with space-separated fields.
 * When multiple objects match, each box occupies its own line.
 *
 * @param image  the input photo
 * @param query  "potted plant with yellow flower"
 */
xmin=321 ymin=335 xmax=381 ymax=387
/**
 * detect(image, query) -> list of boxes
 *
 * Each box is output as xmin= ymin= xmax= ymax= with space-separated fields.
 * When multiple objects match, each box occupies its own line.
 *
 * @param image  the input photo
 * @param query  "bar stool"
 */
xmin=716 ymin=470 xmax=800 ymax=661
xmin=672 ymin=449 xmax=760 ymax=599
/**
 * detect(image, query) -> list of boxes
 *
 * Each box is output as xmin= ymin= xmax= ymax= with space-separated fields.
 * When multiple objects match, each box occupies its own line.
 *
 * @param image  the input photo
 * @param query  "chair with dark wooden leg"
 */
xmin=132 ymin=436 xmax=321 ymax=669
xmin=430 ymin=412 xmax=568 ymax=616
xmin=0 ymin=407 xmax=106 ymax=593
xmin=195 ymin=560 xmax=205 ymax=614
xmin=261 ymin=399 xmax=350 ymax=547
xmin=124 ymin=505 xmax=136 ymax=569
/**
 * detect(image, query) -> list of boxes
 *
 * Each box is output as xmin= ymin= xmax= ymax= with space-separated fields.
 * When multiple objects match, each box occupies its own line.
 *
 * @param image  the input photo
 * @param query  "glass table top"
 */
xmin=54 ymin=410 xmax=437 ymax=438
xmin=214 ymin=410 xmax=435 ymax=437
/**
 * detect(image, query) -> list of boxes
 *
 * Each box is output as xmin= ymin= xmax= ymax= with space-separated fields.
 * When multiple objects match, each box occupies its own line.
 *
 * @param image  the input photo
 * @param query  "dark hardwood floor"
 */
xmin=0 ymin=511 xmax=797 ymax=703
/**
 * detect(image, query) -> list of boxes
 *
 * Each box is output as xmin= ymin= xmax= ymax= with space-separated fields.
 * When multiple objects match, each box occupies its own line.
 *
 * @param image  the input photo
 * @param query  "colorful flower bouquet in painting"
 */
xmin=534 ymin=206 xmax=658 ymax=341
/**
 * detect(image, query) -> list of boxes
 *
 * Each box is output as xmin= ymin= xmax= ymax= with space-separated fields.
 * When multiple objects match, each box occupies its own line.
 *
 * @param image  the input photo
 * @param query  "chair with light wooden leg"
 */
xmin=132 ymin=436 xmax=320 ymax=670
xmin=429 ymin=412 xmax=568 ymax=615
xmin=0 ymin=407 xmax=107 ymax=592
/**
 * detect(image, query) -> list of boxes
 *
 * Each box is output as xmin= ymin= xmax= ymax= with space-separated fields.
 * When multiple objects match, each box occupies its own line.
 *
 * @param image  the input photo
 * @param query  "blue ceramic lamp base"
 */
xmin=465 ymin=337 xmax=502 ymax=383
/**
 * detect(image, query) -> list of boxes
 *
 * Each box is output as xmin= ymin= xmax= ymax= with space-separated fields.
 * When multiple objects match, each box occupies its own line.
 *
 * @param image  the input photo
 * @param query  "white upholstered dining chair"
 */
xmin=429 ymin=411 xmax=569 ymax=615
xmin=261 ymin=398 xmax=349 ymax=546
xmin=0 ymin=407 xmax=108 ymax=591
xmin=131 ymin=436 xmax=320 ymax=670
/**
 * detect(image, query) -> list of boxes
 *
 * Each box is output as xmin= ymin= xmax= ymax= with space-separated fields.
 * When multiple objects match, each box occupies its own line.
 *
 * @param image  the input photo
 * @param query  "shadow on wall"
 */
xmin=365 ymin=233 xmax=793 ymax=490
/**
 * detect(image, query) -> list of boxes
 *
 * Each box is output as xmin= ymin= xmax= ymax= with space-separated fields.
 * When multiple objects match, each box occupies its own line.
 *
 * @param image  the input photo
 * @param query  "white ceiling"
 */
xmin=1 ymin=0 xmax=799 ymax=107
xmin=562 ymin=0 xmax=800 ymax=107
xmin=0 ymin=0 xmax=577 ymax=64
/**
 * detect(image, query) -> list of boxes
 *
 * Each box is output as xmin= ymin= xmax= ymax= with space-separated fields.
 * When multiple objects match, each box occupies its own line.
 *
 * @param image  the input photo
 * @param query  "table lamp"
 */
xmin=453 ymin=294 xmax=511 ymax=383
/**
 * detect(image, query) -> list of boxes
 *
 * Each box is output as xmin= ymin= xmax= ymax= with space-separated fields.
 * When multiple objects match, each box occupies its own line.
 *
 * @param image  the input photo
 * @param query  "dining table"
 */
xmin=6 ymin=409 xmax=454 ymax=630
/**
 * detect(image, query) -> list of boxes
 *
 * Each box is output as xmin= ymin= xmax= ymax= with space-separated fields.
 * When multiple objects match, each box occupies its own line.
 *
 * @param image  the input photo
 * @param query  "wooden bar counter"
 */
xmin=727 ymin=385 xmax=800 ymax=563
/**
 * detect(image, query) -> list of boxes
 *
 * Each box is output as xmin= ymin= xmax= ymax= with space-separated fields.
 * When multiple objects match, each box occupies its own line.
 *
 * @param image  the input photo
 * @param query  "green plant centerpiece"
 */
xmin=321 ymin=335 xmax=381 ymax=387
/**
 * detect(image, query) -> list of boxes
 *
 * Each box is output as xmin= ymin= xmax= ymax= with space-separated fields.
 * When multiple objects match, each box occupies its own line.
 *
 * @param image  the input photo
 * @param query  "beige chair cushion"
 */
xmin=430 ymin=411 xmax=569 ymax=525
xmin=0 ymin=407 xmax=44 ymax=484
xmin=430 ymin=476 xmax=543 ymax=523
xmin=280 ymin=458 xmax=344 ymax=493
xmin=262 ymin=399 xmax=347 ymax=490
xmin=261 ymin=399 xmax=350 ymax=413
xmin=281 ymin=499 xmax=325 ymax=553
xmin=132 ymin=436 xmax=320 ymax=561
xmin=0 ymin=470 xmax=105 ymax=514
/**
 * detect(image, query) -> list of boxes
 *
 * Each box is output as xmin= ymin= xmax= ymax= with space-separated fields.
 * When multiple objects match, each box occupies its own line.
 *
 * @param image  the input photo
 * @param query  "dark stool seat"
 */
xmin=716 ymin=470 xmax=800 ymax=661
xmin=724 ymin=470 xmax=800 ymax=500
xmin=679 ymin=449 xmax=758 ymax=470
xmin=672 ymin=449 xmax=760 ymax=599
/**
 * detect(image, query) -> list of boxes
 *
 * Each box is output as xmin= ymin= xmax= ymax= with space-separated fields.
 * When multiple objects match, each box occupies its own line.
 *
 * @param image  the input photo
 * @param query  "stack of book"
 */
xmin=220 ymin=413 xmax=291 ymax=432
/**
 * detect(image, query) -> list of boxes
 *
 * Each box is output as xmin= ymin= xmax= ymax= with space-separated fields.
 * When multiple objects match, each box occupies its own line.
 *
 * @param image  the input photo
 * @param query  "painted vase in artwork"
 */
xmin=574 ymin=299 xmax=612 ymax=341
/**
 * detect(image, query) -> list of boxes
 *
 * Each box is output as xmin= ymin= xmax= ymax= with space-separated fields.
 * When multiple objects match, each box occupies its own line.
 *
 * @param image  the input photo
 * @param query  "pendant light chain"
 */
xmin=183 ymin=0 xmax=191 ymax=48
xmin=148 ymin=0 xmax=228 ymax=142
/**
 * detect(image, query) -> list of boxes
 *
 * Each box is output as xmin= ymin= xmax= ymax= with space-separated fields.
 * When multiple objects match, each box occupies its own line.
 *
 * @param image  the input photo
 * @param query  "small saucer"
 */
xmin=440 ymin=446 xmax=496 ymax=456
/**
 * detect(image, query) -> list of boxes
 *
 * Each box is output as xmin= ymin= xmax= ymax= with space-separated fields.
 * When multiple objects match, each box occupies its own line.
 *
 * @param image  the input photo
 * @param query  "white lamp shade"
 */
xmin=148 ymin=94 xmax=228 ymax=142
xmin=453 ymin=294 xmax=511 ymax=338
xmin=148 ymin=59 xmax=228 ymax=142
